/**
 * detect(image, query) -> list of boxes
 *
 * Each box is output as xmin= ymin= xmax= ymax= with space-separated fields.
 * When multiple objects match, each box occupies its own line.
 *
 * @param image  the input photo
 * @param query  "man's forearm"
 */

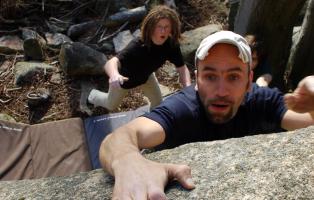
xmin=99 ymin=117 xmax=166 ymax=175
xmin=99 ymin=127 xmax=140 ymax=175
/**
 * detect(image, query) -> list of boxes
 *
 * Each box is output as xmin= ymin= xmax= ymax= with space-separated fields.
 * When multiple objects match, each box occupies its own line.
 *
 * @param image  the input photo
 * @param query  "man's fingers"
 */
xmin=298 ymin=75 xmax=314 ymax=93
xmin=284 ymin=94 xmax=297 ymax=109
xmin=112 ymin=184 xmax=147 ymax=200
xmin=147 ymin=187 xmax=167 ymax=200
xmin=113 ymin=187 xmax=166 ymax=200
xmin=166 ymin=164 xmax=195 ymax=190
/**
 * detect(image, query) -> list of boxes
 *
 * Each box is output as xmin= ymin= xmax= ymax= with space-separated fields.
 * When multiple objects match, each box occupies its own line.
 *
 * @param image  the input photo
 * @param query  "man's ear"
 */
xmin=194 ymin=69 xmax=198 ymax=91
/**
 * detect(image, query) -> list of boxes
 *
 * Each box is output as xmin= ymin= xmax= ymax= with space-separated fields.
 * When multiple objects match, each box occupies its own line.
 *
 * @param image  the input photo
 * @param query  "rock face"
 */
xmin=180 ymin=24 xmax=222 ymax=65
xmin=0 ymin=36 xmax=23 ymax=54
xmin=1 ymin=126 xmax=314 ymax=199
xmin=59 ymin=42 xmax=107 ymax=76
xmin=14 ymin=61 xmax=56 ymax=86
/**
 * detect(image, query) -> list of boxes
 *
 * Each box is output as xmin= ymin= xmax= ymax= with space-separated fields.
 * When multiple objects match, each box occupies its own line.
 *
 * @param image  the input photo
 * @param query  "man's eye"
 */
xmin=229 ymin=74 xmax=240 ymax=81
xmin=206 ymin=75 xmax=217 ymax=81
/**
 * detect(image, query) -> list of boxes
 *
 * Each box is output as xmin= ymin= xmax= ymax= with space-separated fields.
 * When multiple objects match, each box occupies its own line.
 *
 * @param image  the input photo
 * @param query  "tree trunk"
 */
xmin=287 ymin=0 xmax=314 ymax=90
xmin=235 ymin=0 xmax=306 ymax=91
xmin=234 ymin=0 xmax=257 ymax=35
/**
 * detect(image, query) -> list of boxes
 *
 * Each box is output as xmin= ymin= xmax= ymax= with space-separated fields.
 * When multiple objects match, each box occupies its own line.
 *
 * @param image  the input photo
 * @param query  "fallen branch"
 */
xmin=181 ymin=17 xmax=195 ymax=29
xmin=5 ymin=87 xmax=22 ymax=92
xmin=99 ymin=28 xmax=108 ymax=41
xmin=0 ymin=29 xmax=21 ymax=35
xmin=2 ymin=105 xmax=23 ymax=117
xmin=60 ymin=1 xmax=94 ymax=19
xmin=85 ymin=1 xmax=110 ymax=43
xmin=0 ymin=15 xmax=28 ymax=25
xmin=98 ymin=21 xmax=129 ymax=43
xmin=68 ymin=86 xmax=80 ymax=92
xmin=40 ymin=112 xmax=60 ymax=121
xmin=49 ymin=17 xmax=72 ymax=26
xmin=9 ymin=53 xmax=18 ymax=73
xmin=0 ymin=53 xmax=23 ymax=58
xmin=0 ymin=98 xmax=12 ymax=104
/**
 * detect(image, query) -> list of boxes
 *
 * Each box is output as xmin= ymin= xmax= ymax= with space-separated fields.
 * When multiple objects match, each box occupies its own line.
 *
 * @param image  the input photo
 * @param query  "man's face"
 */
xmin=196 ymin=43 xmax=253 ymax=124
xmin=151 ymin=18 xmax=172 ymax=45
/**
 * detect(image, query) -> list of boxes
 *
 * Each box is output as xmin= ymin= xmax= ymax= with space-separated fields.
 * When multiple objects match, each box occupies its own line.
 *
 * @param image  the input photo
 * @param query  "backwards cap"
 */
xmin=195 ymin=31 xmax=252 ymax=66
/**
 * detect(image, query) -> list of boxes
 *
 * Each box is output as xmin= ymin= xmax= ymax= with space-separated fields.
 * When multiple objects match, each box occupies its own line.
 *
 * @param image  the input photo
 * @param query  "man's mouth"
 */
xmin=209 ymin=103 xmax=229 ymax=112
xmin=208 ymin=98 xmax=233 ymax=113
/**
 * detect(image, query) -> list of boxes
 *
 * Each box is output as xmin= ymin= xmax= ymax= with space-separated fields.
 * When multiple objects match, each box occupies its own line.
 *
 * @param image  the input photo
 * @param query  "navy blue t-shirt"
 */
xmin=116 ymin=37 xmax=184 ymax=89
xmin=143 ymin=84 xmax=287 ymax=149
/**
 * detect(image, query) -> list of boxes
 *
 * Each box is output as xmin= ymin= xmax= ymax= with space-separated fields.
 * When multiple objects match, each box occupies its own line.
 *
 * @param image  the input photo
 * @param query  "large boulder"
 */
xmin=45 ymin=33 xmax=72 ymax=48
xmin=1 ymin=126 xmax=314 ymax=199
xmin=22 ymin=28 xmax=46 ymax=61
xmin=14 ymin=61 xmax=56 ymax=86
xmin=181 ymin=24 xmax=222 ymax=67
xmin=59 ymin=42 xmax=107 ymax=76
xmin=0 ymin=36 xmax=23 ymax=54
xmin=113 ymin=30 xmax=134 ymax=53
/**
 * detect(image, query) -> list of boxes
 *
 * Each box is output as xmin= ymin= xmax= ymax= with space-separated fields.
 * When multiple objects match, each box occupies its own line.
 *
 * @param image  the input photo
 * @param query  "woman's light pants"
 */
xmin=88 ymin=73 xmax=162 ymax=111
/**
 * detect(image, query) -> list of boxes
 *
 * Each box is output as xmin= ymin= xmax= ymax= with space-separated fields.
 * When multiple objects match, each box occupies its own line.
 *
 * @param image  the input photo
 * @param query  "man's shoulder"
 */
xmin=149 ymin=84 xmax=200 ymax=117
xmin=243 ymin=83 xmax=286 ymax=117
xmin=246 ymin=83 xmax=283 ymax=101
xmin=166 ymin=85 xmax=198 ymax=106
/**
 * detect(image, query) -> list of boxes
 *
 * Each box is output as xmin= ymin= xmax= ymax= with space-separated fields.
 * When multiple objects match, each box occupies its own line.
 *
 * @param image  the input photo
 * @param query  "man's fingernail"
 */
xmin=186 ymin=178 xmax=194 ymax=186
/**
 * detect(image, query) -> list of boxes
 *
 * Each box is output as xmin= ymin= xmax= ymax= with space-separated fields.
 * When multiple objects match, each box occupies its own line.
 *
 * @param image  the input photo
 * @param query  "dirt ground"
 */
xmin=0 ymin=0 xmax=228 ymax=124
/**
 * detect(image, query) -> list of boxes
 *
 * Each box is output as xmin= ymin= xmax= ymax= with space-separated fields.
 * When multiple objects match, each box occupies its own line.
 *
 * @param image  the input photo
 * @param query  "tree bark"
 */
xmin=287 ymin=0 xmax=314 ymax=89
xmin=235 ymin=0 xmax=306 ymax=91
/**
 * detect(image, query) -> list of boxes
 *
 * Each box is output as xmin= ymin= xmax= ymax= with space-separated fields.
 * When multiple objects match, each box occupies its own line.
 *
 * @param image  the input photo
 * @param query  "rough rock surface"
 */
xmin=58 ymin=42 xmax=108 ymax=76
xmin=180 ymin=24 xmax=222 ymax=65
xmin=1 ymin=126 xmax=314 ymax=199
xmin=14 ymin=61 xmax=56 ymax=86
xmin=0 ymin=36 xmax=23 ymax=54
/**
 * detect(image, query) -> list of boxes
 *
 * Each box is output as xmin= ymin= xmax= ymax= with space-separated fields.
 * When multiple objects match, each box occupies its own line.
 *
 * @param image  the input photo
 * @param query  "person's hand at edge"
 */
xmin=284 ymin=75 xmax=314 ymax=113
xmin=111 ymin=153 xmax=195 ymax=200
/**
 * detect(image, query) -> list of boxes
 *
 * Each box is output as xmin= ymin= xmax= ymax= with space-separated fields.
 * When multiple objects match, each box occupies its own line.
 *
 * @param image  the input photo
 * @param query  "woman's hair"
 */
xmin=140 ymin=5 xmax=181 ymax=47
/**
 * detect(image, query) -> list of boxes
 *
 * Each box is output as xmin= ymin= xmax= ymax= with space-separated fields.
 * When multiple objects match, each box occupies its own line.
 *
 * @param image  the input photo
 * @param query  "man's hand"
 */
xmin=111 ymin=153 xmax=195 ymax=200
xmin=284 ymin=75 xmax=314 ymax=113
xmin=109 ymin=73 xmax=129 ymax=89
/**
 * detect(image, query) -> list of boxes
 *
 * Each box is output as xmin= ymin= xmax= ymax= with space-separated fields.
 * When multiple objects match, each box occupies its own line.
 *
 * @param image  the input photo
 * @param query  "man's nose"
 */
xmin=216 ymin=80 xmax=229 ymax=97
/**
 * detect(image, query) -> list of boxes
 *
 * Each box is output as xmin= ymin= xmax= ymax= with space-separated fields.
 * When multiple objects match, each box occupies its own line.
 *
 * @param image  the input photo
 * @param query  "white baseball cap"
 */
xmin=195 ymin=31 xmax=252 ymax=67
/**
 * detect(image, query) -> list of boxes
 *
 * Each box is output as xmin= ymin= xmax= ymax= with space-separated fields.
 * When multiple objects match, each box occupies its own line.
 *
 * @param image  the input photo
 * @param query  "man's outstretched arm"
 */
xmin=282 ymin=76 xmax=314 ymax=130
xmin=99 ymin=117 xmax=195 ymax=200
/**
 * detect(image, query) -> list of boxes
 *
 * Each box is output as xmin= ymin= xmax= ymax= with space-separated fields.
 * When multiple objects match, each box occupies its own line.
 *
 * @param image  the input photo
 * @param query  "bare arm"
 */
xmin=176 ymin=65 xmax=191 ymax=87
xmin=281 ymin=76 xmax=314 ymax=130
xmin=281 ymin=110 xmax=314 ymax=131
xmin=99 ymin=117 xmax=195 ymax=199
xmin=256 ymin=73 xmax=272 ymax=87
xmin=104 ymin=57 xmax=129 ymax=88
xmin=100 ymin=117 xmax=166 ymax=174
